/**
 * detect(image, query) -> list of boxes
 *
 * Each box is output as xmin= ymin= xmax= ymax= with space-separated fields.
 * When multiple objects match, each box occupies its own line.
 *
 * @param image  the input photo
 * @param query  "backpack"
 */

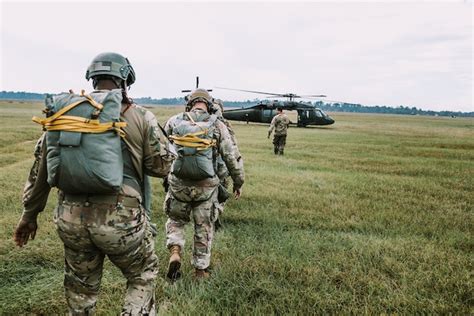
xmin=169 ymin=111 xmax=218 ymax=180
xmin=33 ymin=89 xmax=126 ymax=194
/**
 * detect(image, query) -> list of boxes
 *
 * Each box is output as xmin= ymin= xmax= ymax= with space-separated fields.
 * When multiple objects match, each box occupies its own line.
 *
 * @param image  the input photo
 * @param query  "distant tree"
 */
xmin=313 ymin=100 xmax=473 ymax=117
xmin=0 ymin=91 xmax=46 ymax=100
xmin=1 ymin=91 xmax=472 ymax=117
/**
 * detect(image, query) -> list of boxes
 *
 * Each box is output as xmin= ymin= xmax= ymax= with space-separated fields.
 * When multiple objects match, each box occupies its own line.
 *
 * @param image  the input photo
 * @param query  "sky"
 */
xmin=1 ymin=0 xmax=472 ymax=112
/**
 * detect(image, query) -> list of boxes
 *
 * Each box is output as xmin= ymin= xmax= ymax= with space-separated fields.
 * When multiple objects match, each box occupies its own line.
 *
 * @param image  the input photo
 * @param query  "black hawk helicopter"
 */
xmin=215 ymin=87 xmax=335 ymax=127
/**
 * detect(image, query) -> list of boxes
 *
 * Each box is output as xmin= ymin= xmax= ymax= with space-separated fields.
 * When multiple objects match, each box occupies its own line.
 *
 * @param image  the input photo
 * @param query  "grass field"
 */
xmin=0 ymin=101 xmax=472 ymax=314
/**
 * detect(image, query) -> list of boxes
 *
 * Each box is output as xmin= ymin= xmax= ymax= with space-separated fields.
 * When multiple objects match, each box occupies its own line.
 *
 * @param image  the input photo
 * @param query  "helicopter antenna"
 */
xmin=182 ymin=76 xmax=212 ymax=93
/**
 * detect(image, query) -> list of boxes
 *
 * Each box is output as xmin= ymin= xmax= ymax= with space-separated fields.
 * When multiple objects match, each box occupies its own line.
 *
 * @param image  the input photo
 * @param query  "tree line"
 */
xmin=1 ymin=91 xmax=472 ymax=117
xmin=313 ymin=101 xmax=474 ymax=118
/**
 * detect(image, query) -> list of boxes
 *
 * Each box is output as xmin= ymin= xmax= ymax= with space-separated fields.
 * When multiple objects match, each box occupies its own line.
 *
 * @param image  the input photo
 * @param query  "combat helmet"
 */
xmin=85 ymin=52 xmax=136 ymax=87
xmin=186 ymin=89 xmax=213 ymax=112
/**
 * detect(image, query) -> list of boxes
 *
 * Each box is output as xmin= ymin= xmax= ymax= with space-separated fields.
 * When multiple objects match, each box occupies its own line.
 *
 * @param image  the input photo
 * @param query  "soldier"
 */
xmin=211 ymin=98 xmax=242 ymax=230
xmin=268 ymin=107 xmax=290 ymax=155
xmin=13 ymin=52 xmax=175 ymax=315
xmin=164 ymin=89 xmax=244 ymax=280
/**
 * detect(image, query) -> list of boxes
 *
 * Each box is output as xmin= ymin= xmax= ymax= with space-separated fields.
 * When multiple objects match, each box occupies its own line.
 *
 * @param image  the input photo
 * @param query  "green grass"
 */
xmin=0 ymin=102 xmax=472 ymax=314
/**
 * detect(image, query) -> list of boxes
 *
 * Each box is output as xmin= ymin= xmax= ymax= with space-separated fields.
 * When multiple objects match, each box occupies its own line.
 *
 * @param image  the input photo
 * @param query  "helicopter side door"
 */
xmin=297 ymin=109 xmax=313 ymax=127
xmin=261 ymin=109 xmax=274 ymax=123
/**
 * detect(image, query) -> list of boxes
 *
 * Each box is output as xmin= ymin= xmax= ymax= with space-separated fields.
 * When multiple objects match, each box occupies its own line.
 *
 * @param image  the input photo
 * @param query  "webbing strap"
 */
xmin=32 ymin=91 xmax=126 ymax=137
xmin=185 ymin=112 xmax=196 ymax=124
xmin=37 ymin=120 xmax=127 ymax=137
xmin=169 ymin=130 xmax=216 ymax=150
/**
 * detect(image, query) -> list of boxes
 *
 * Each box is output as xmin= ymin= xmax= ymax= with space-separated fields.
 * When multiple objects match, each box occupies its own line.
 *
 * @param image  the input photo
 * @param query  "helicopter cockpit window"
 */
xmin=315 ymin=110 xmax=323 ymax=118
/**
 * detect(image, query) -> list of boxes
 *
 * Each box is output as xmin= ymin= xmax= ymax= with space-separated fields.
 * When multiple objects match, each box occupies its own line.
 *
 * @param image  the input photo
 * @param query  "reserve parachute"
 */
xmin=169 ymin=111 xmax=217 ymax=180
xmin=32 ymin=89 xmax=126 ymax=194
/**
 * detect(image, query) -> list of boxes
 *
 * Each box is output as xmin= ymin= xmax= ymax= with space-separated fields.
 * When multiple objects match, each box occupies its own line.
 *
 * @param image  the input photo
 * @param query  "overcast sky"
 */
xmin=1 ymin=0 xmax=472 ymax=111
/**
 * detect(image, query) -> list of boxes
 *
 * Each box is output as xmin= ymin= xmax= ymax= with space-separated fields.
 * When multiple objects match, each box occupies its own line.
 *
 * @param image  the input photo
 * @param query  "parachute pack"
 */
xmin=169 ymin=111 xmax=218 ymax=180
xmin=33 ymin=89 xmax=126 ymax=194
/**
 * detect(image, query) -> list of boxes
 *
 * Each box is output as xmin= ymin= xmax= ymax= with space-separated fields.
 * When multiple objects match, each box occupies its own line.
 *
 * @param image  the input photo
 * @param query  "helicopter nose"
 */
xmin=327 ymin=118 xmax=335 ymax=125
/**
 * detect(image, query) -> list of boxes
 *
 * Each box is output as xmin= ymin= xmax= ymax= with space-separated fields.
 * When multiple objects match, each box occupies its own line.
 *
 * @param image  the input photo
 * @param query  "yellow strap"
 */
xmin=41 ymin=119 xmax=127 ymax=137
xmin=35 ymin=99 xmax=88 ymax=125
xmin=80 ymin=90 xmax=104 ymax=110
xmin=169 ymin=133 xmax=216 ymax=150
xmin=33 ymin=115 xmax=101 ymax=126
xmin=32 ymin=92 xmax=126 ymax=137
xmin=185 ymin=112 xmax=196 ymax=124
xmin=182 ymin=129 xmax=207 ymax=137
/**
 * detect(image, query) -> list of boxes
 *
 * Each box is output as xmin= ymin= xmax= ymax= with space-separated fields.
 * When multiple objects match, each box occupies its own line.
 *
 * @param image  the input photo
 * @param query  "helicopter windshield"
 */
xmin=316 ymin=109 xmax=329 ymax=118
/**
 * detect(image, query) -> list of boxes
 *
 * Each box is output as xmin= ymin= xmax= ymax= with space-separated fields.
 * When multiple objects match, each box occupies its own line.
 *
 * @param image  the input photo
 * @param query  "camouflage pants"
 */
xmin=273 ymin=134 xmax=287 ymax=155
xmin=164 ymin=186 xmax=220 ymax=270
xmin=54 ymin=197 xmax=158 ymax=315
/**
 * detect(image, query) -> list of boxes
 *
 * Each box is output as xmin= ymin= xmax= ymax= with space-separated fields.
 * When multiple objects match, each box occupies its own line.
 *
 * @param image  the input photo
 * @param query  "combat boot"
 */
xmin=194 ymin=268 xmax=210 ymax=280
xmin=167 ymin=245 xmax=181 ymax=281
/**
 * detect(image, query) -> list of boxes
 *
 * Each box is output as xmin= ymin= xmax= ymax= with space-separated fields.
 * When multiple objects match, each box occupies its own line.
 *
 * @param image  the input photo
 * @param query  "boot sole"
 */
xmin=167 ymin=261 xmax=181 ymax=281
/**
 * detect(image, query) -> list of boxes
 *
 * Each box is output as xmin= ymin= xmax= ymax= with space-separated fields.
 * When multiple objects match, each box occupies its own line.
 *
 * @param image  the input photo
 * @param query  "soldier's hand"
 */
xmin=13 ymin=218 xmax=38 ymax=247
xmin=233 ymin=188 xmax=242 ymax=200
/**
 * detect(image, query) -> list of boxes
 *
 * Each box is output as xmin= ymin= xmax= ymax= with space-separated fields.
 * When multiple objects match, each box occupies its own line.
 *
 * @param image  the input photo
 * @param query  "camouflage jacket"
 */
xmin=164 ymin=109 xmax=245 ymax=191
xmin=214 ymin=109 xmax=243 ymax=179
xmin=21 ymin=102 xmax=174 ymax=221
xmin=268 ymin=113 xmax=290 ymax=136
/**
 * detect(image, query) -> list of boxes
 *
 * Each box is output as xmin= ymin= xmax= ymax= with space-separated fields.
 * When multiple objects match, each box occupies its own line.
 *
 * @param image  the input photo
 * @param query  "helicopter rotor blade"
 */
xmin=216 ymin=87 xmax=326 ymax=99
xmin=215 ymin=87 xmax=285 ymax=97
xmin=300 ymin=94 xmax=327 ymax=98
xmin=266 ymin=95 xmax=301 ymax=99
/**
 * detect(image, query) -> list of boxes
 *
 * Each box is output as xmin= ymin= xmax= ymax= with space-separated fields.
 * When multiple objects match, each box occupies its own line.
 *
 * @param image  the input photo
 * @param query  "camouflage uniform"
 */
xmin=21 ymin=103 xmax=174 ymax=315
xmin=268 ymin=113 xmax=290 ymax=155
xmin=212 ymin=100 xmax=242 ymax=183
xmin=164 ymin=108 xmax=244 ymax=270
xmin=212 ymin=100 xmax=243 ymax=228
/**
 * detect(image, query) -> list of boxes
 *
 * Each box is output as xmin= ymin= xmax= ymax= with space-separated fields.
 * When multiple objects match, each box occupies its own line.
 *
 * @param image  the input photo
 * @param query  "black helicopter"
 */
xmin=215 ymin=87 xmax=335 ymax=127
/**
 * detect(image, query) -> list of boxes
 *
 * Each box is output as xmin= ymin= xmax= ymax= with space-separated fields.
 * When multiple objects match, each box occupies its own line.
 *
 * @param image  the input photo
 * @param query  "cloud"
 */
xmin=1 ymin=1 xmax=472 ymax=111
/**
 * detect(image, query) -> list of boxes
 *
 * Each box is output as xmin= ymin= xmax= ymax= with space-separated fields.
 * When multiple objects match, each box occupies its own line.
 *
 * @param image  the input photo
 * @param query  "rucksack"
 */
xmin=169 ymin=111 xmax=218 ymax=180
xmin=33 ymin=89 xmax=127 ymax=194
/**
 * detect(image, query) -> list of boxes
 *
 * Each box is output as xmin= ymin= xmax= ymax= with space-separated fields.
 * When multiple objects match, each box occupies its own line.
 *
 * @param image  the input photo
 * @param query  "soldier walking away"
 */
xmin=13 ymin=52 xmax=175 ymax=315
xmin=268 ymin=107 xmax=290 ymax=155
xmin=164 ymin=89 xmax=244 ymax=280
